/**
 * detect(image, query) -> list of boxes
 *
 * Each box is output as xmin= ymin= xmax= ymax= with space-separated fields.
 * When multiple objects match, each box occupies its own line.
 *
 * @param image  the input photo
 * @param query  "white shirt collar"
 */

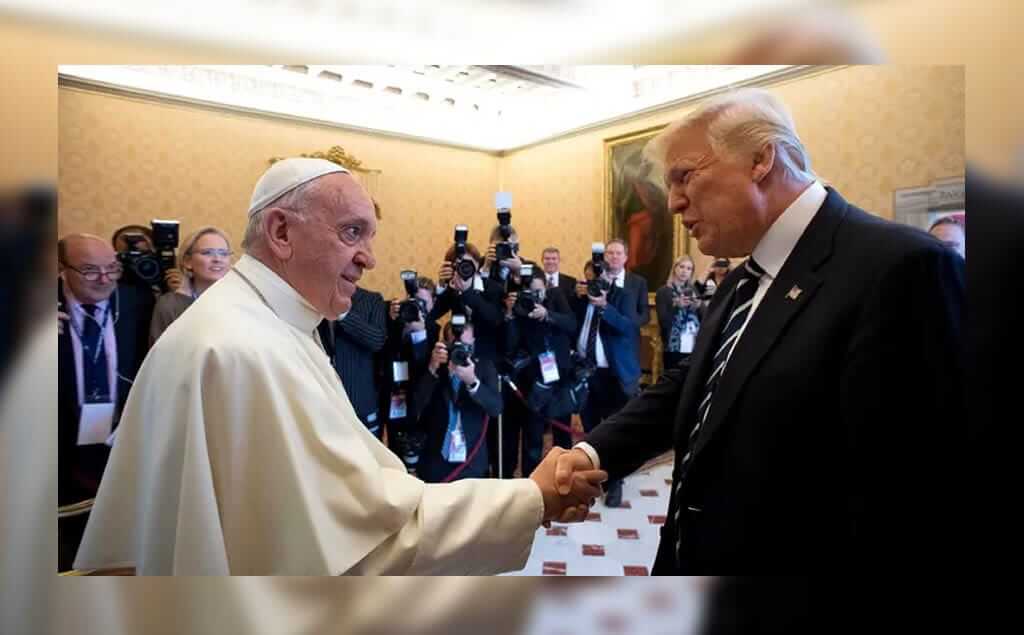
xmin=62 ymin=281 xmax=110 ymax=313
xmin=234 ymin=254 xmax=323 ymax=335
xmin=608 ymin=268 xmax=626 ymax=287
xmin=751 ymin=181 xmax=827 ymax=280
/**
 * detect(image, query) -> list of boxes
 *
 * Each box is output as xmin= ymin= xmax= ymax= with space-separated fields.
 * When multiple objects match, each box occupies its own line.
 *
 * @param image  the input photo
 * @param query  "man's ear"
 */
xmin=752 ymin=143 xmax=777 ymax=183
xmin=262 ymin=208 xmax=295 ymax=261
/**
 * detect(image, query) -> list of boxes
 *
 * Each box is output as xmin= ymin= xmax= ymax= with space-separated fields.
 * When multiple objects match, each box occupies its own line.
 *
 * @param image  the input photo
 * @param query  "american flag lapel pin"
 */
xmin=786 ymin=285 xmax=803 ymax=301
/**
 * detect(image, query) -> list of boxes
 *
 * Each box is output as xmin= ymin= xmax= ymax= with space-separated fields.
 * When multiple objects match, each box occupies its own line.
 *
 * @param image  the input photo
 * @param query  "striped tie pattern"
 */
xmin=673 ymin=258 xmax=764 ymax=560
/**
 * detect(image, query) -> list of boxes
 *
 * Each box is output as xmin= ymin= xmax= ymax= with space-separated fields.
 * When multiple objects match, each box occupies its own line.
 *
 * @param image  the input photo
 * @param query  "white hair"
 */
xmin=241 ymin=177 xmax=323 ymax=253
xmin=645 ymin=87 xmax=815 ymax=183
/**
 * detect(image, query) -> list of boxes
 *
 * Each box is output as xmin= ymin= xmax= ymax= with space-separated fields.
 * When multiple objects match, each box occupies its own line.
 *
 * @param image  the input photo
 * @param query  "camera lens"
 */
xmin=398 ymin=300 xmax=420 ymax=323
xmin=455 ymin=258 xmax=477 ymax=281
xmin=133 ymin=254 xmax=162 ymax=283
xmin=449 ymin=342 xmax=472 ymax=367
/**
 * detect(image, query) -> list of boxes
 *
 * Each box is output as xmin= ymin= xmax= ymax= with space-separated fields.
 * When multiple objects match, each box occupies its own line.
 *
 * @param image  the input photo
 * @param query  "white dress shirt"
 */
xmin=576 ymin=182 xmax=827 ymax=469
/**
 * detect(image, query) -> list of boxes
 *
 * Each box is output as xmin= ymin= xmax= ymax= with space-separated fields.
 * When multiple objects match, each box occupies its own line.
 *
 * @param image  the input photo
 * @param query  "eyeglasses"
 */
xmin=65 ymin=264 xmax=123 ymax=282
xmin=193 ymin=248 xmax=232 ymax=258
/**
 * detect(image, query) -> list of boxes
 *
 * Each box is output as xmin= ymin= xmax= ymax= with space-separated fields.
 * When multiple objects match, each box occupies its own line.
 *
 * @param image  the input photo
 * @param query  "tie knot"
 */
xmin=82 ymin=304 xmax=98 ymax=316
xmin=743 ymin=258 xmax=765 ymax=280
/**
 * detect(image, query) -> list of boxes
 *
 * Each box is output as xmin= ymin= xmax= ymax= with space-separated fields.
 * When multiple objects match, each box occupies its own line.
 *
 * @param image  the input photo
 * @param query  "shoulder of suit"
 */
xmin=837 ymin=203 xmax=952 ymax=270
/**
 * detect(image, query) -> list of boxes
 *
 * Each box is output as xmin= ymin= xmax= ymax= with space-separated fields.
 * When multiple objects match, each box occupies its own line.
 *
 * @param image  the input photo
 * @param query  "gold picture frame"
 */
xmin=604 ymin=125 xmax=691 ymax=384
xmin=603 ymin=125 xmax=690 ymax=305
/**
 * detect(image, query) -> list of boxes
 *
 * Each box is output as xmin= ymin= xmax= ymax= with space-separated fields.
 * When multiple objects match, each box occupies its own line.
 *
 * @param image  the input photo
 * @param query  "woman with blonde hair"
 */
xmin=149 ymin=226 xmax=232 ymax=344
xmin=655 ymin=254 xmax=702 ymax=370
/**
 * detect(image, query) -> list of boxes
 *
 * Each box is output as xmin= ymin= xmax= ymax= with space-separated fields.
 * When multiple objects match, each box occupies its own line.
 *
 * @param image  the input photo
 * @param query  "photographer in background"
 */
xmin=482 ymin=217 xmax=523 ymax=284
xmin=57 ymin=233 xmax=154 ymax=571
xmin=694 ymin=257 xmax=732 ymax=301
xmin=433 ymin=229 xmax=504 ymax=364
xmin=655 ymin=255 xmax=703 ymax=371
xmin=317 ymin=284 xmax=388 ymax=438
xmin=574 ymin=239 xmax=649 ymax=507
xmin=382 ymin=272 xmax=441 ymax=470
xmin=502 ymin=264 xmax=577 ymax=468
xmin=111 ymin=222 xmax=184 ymax=296
xmin=411 ymin=317 xmax=502 ymax=483
xmin=149 ymin=227 xmax=232 ymax=344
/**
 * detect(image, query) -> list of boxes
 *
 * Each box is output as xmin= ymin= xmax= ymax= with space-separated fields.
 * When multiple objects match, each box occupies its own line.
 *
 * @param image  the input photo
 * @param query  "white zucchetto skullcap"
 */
xmin=248 ymin=158 xmax=349 ymax=216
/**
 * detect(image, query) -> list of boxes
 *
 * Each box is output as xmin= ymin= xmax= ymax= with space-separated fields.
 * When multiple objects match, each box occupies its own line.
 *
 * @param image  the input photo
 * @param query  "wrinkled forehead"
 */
xmin=664 ymin=123 xmax=713 ymax=165
xmin=318 ymin=173 xmax=376 ymax=226
xmin=66 ymin=237 xmax=116 ymax=265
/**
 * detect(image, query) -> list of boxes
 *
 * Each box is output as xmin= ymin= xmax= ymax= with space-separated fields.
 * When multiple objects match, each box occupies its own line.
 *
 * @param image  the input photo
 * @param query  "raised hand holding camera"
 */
xmin=449 ymin=357 xmax=477 ymax=386
xmin=428 ymin=341 xmax=448 ymax=376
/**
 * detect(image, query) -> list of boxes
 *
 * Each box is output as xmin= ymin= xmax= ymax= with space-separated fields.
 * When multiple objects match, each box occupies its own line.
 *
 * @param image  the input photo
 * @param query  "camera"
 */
xmin=514 ymin=289 xmax=541 ymax=318
xmin=492 ymin=207 xmax=518 ymax=272
xmin=586 ymin=242 xmax=612 ymax=298
xmin=512 ymin=263 xmax=540 ymax=317
xmin=693 ymin=277 xmax=717 ymax=300
xmin=452 ymin=224 xmax=477 ymax=282
xmin=447 ymin=314 xmax=473 ymax=367
xmin=117 ymin=219 xmax=180 ymax=289
xmin=397 ymin=270 xmax=427 ymax=324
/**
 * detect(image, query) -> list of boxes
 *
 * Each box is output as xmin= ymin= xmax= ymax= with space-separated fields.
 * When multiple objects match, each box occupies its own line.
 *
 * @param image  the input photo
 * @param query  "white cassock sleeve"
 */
xmin=75 ymin=301 xmax=543 ymax=575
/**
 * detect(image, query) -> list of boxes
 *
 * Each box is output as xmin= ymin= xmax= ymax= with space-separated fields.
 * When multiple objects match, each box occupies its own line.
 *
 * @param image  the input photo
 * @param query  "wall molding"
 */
xmin=58 ymin=65 xmax=840 ymax=157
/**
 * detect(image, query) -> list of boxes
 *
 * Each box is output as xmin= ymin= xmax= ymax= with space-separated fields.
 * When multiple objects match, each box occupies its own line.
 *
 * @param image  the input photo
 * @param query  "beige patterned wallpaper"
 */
xmin=59 ymin=87 xmax=500 ymax=299
xmin=59 ymin=65 xmax=964 ymax=298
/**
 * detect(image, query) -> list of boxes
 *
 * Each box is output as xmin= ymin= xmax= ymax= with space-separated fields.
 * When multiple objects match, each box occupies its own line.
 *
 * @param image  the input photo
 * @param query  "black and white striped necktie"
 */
xmin=673 ymin=258 xmax=764 ymax=558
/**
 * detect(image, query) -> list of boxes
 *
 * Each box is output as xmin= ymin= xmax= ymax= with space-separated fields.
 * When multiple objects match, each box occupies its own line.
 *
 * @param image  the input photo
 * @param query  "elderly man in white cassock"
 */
xmin=74 ymin=158 xmax=607 ymax=575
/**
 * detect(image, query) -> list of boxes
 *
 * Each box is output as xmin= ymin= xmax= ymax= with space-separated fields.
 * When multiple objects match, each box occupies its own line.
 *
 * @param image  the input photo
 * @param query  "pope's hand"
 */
xmin=529 ymin=447 xmax=607 ymax=525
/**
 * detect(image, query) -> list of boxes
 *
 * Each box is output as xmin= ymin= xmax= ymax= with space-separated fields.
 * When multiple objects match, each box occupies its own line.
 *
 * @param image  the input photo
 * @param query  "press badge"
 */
xmin=539 ymin=351 xmax=560 ymax=384
xmin=389 ymin=391 xmax=408 ymax=419
xmin=392 ymin=361 xmax=410 ymax=383
xmin=445 ymin=413 xmax=467 ymax=463
xmin=77 ymin=402 xmax=115 ymax=446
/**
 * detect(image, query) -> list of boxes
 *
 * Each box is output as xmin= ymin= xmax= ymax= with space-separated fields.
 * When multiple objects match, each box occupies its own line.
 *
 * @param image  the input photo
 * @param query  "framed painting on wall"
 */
xmin=603 ymin=125 xmax=689 ymax=303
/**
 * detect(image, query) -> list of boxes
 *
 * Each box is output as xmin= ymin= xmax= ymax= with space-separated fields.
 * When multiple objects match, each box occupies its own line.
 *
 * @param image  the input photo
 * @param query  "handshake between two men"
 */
xmin=528 ymin=446 xmax=606 ymax=526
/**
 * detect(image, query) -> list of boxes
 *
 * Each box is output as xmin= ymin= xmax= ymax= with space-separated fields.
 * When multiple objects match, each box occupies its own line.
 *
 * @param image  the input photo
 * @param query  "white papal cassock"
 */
xmin=74 ymin=254 xmax=543 ymax=575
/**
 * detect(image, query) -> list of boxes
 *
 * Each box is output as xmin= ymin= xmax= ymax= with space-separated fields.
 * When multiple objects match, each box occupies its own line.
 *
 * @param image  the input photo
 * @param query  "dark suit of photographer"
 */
xmin=501 ymin=278 xmax=577 ymax=477
xmin=574 ymin=240 xmax=649 ymax=505
xmin=433 ymin=243 xmax=504 ymax=364
xmin=381 ymin=277 xmax=441 ymax=471
xmin=412 ymin=323 xmax=502 ymax=483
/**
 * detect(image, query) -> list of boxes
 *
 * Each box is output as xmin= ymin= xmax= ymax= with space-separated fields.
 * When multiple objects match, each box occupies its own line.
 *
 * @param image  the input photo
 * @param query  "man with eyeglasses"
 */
xmin=57 ymin=233 xmax=154 ymax=572
xmin=74 ymin=158 xmax=605 ymax=575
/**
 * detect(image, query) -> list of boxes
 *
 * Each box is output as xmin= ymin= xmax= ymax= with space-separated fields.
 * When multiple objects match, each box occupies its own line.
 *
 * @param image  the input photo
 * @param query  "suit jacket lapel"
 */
xmin=689 ymin=187 xmax=850 ymax=460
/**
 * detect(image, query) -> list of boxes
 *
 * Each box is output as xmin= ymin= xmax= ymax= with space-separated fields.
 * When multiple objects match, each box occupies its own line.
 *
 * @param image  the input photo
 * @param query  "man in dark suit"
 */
xmin=57 ymin=234 xmax=154 ymax=571
xmin=501 ymin=268 xmax=578 ymax=476
xmin=540 ymin=246 xmax=577 ymax=299
xmin=411 ymin=320 xmax=503 ymax=483
xmin=381 ymin=275 xmax=442 ymax=471
xmin=317 ymin=285 xmax=388 ymax=437
xmin=553 ymin=88 xmax=965 ymax=572
xmin=575 ymin=238 xmax=649 ymax=506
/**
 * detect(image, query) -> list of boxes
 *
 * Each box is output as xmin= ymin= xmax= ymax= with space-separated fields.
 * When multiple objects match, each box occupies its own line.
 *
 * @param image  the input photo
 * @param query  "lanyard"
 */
xmin=69 ymin=302 xmax=110 ymax=366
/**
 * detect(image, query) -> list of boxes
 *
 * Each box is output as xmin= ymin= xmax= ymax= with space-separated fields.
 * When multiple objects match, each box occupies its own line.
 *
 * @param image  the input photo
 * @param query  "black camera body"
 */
xmin=118 ymin=220 xmax=180 ymax=289
xmin=117 ymin=233 xmax=161 ymax=285
xmin=586 ymin=242 xmax=612 ymax=298
xmin=513 ymin=288 xmax=541 ymax=317
xmin=447 ymin=314 xmax=473 ymax=367
xmin=491 ymin=208 xmax=518 ymax=278
xmin=452 ymin=224 xmax=477 ymax=282
xmin=448 ymin=341 xmax=473 ymax=367
xmin=494 ymin=240 xmax=519 ymax=263
xmin=397 ymin=270 xmax=427 ymax=324
xmin=693 ymin=277 xmax=717 ymax=300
